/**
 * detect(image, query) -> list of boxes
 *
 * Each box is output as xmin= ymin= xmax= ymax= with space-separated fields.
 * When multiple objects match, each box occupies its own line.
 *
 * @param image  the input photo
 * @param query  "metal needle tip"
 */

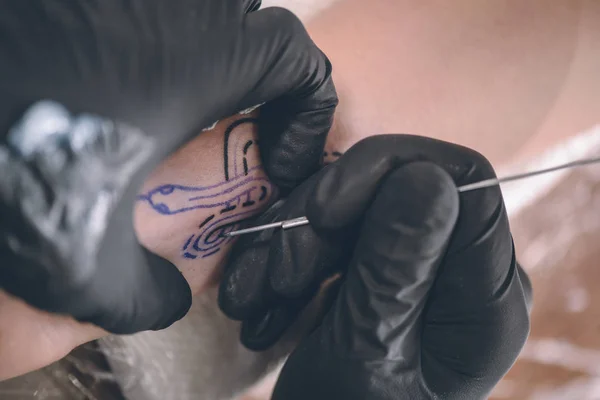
xmin=225 ymin=217 xmax=310 ymax=237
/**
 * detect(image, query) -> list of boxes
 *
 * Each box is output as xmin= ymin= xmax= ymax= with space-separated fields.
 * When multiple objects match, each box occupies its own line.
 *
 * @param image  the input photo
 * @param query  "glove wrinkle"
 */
xmin=219 ymin=135 xmax=531 ymax=399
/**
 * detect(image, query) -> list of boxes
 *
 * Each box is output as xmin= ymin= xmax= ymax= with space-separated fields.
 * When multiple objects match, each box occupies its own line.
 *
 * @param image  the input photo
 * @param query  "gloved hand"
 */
xmin=219 ymin=135 xmax=532 ymax=399
xmin=0 ymin=0 xmax=337 ymax=334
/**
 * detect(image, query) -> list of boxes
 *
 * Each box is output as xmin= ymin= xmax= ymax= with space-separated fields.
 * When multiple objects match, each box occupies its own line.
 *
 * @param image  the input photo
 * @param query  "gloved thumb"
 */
xmin=272 ymin=162 xmax=459 ymax=400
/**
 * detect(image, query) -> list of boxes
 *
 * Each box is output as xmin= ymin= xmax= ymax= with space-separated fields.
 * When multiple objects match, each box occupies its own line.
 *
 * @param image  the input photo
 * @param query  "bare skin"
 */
xmin=1 ymin=0 xmax=598 ymax=391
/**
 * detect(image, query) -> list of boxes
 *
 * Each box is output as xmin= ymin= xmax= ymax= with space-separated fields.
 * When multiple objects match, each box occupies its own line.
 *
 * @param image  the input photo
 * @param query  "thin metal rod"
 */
xmin=226 ymin=155 xmax=600 ymax=237
xmin=226 ymin=220 xmax=287 ymax=236
xmin=458 ymin=155 xmax=600 ymax=193
xmin=226 ymin=217 xmax=310 ymax=237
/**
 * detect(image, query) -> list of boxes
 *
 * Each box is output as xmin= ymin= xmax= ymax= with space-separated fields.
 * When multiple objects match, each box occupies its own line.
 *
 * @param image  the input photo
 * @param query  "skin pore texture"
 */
xmin=1 ymin=0 xmax=599 ymax=396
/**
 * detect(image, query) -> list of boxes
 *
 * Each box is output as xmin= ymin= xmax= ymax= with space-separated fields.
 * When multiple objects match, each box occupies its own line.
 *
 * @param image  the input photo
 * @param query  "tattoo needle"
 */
xmin=225 ymin=155 xmax=600 ymax=237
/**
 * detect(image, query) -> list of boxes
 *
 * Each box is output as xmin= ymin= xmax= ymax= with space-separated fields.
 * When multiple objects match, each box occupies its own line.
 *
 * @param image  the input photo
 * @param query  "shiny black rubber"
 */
xmin=219 ymin=135 xmax=532 ymax=399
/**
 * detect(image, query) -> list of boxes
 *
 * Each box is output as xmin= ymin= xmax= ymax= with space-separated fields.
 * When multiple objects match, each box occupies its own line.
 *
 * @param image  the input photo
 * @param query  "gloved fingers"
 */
xmin=267 ymin=218 xmax=349 ymax=299
xmin=269 ymin=163 xmax=459 ymax=400
xmin=77 ymin=240 xmax=193 ymax=334
xmin=145 ymin=0 xmax=260 ymax=28
xmin=219 ymin=174 xmax=318 ymax=319
xmin=0 ymin=144 xmax=83 ymax=303
xmin=307 ymin=134 xmax=498 ymax=233
xmin=262 ymin=167 xmax=349 ymax=299
xmin=133 ymin=252 xmax=193 ymax=332
xmin=420 ymin=252 xmax=530 ymax=394
xmin=0 ymin=184 xmax=192 ymax=334
xmin=0 ymin=102 xmax=191 ymax=334
xmin=304 ymin=137 xmax=529 ymax=388
xmin=241 ymin=273 xmax=344 ymax=352
xmin=320 ymin=162 xmax=459 ymax=361
xmin=228 ymin=223 xmax=332 ymax=350
xmin=237 ymin=226 xmax=346 ymax=350
xmin=229 ymin=7 xmax=338 ymax=192
xmin=517 ymin=263 xmax=533 ymax=313
xmin=218 ymin=200 xmax=284 ymax=320
xmin=308 ymin=136 xmax=530 ymax=382
xmin=219 ymin=172 xmax=351 ymax=350
xmin=307 ymin=133 xmax=518 ymax=316
xmin=0 ymin=234 xmax=53 ymax=308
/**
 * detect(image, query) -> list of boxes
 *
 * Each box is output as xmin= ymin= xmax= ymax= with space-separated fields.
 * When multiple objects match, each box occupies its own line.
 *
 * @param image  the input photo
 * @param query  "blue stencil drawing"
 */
xmin=138 ymin=118 xmax=276 ymax=259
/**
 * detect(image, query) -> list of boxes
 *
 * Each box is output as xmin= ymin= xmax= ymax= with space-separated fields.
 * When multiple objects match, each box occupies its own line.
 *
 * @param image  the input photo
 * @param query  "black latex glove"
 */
xmin=219 ymin=135 xmax=532 ymax=399
xmin=0 ymin=0 xmax=337 ymax=334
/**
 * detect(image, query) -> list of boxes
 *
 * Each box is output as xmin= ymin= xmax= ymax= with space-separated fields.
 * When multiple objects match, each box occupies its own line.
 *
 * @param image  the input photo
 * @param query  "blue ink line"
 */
xmin=182 ymin=234 xmax=194 ymax=251
xmin=137 ymin=165 xmax=263 ymax=201
xmin=137 ymin=166 xmax=264 ymax=208
xmin=140 ymin=175 xmax=271 ymax=215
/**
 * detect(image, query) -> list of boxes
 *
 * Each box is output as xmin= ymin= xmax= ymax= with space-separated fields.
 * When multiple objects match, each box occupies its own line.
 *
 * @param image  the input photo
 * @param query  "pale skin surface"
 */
xmin=1 ymin=0 xmax=599 ymax=387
